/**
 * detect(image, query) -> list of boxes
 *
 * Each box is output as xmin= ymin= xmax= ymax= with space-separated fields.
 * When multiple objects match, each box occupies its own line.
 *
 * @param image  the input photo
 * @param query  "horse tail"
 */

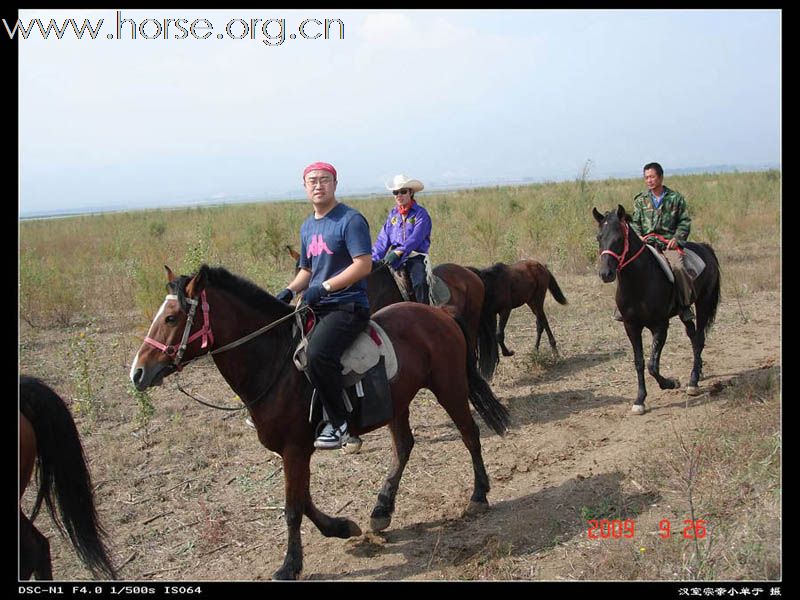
xmin=453 ymin=316 xmax=510 ymax=436
xmin=546 ymin=268 xmax=568 ymax=305
xmin=19 ymin=377 xmax=117 ymax=579
xmin=698 ymin=243 xmax=722 ymax=334
xmin=466 ymin=266 xmax=500 ymax=379
xmin=476 ymin=295 xmax=500 ymax=380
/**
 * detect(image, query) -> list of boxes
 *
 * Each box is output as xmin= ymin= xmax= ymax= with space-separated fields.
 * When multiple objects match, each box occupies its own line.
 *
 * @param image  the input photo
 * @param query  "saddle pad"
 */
xmin=429 ymin=274 xmax=451 ymax=306
xmin=340 ymin=320 xmax=398 ymax=382
xmin=682 ymin=247 xmax=706 ymax=279
xmin=645 ymin=245 xmax=674 ymax=283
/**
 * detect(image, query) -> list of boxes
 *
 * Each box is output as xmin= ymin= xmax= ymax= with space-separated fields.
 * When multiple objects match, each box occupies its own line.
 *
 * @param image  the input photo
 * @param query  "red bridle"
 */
xmin=143 ymin=290 xmax=214 ymax=370
xmin=600 ymin=220 xmax=647 ymax=271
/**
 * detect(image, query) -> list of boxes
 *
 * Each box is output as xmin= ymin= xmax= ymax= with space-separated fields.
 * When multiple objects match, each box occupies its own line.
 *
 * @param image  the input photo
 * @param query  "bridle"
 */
xmin=600 ymin=219 xmax=647 ymax=272
xmin=142 ymin=289 xmax=308 ymax=410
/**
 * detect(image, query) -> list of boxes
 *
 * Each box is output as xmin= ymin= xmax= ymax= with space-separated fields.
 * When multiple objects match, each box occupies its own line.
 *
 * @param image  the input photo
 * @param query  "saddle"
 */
xmin=389 ymin=256 xmax=451 ymax=306
xmin=645 ymin=245 xmax=706 ymax=283
xmin=293 ymin=315 xmax=397 ymax=429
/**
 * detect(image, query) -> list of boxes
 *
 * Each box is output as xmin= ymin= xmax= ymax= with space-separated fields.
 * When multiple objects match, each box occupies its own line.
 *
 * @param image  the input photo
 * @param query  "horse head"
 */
xmin=130 ymin=265 xmax=212 ymax=390
xmin=593 ymin=205 xmax=630 ymax=283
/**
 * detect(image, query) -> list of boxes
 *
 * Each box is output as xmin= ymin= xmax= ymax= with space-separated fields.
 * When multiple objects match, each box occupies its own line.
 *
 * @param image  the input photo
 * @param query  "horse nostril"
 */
xmin=132 ymin=368 xmax=143 ymax=387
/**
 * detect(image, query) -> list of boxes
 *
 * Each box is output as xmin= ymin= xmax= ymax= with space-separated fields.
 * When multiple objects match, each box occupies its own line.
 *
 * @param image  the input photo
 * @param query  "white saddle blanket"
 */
xmin=340 ymin=320 xmax=398 ymax=383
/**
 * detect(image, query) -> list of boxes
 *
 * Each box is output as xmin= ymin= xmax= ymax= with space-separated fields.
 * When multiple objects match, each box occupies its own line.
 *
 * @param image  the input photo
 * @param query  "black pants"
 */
xmin=405 ymin=255 xmax=430 ymax=305
xmin=306 ymin=302 xmax=370 ymax=428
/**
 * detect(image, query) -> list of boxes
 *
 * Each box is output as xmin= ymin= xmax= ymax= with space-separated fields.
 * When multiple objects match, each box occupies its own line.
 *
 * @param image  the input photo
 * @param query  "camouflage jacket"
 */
xmin=630 ymin=186 xmax=691 ymax=249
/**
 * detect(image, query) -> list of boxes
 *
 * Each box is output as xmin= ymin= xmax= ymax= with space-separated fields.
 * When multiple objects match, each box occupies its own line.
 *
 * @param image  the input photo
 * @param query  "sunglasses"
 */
xmin=393 ymin=189 xmax=411 ymax=196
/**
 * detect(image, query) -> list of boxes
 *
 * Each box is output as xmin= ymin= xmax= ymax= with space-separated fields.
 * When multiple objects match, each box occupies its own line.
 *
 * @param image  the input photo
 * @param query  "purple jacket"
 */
xmin=371 ymin=203 xmax=432 ymax=268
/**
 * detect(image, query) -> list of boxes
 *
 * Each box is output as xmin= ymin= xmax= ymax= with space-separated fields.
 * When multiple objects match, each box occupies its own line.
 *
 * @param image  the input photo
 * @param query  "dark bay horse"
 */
xmin=19 ymin=376 xmax=116 ymax=580
xmin=367 ymin=261 xmax=500 ymax=379
xmin=129 ymin=264 xmax=509 ymax=580
xmin=288 ymin=247 xmax=499 ymax=379
xmin=469 ymin=260 xmax=568 ymax=358
xmin=593 ymin=205 xmax=721 ymax=413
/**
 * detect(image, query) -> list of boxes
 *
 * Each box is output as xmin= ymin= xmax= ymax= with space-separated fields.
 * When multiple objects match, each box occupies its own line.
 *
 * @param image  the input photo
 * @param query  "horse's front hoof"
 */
xmin=631 ymin=404 xmax=646 ymax=415
xmin=502 ymin=349 xmax=515 ymax=357
xmin=345 ymin=520 xmax=363 ymax=537
xmin=272 ymin=566 xmax=300 ymax=580
xmin=370 ymin=516 xmax=391 ymax=532
xmin=464 ymin=500 xmax=489 ymax=516
xmin=686 ymin=385 xmax=702 ymax=396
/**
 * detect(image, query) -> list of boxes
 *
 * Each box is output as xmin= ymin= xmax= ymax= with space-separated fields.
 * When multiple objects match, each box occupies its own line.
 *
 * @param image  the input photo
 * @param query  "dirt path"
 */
xmin=19 ymin=272 xmax=780 ymax=581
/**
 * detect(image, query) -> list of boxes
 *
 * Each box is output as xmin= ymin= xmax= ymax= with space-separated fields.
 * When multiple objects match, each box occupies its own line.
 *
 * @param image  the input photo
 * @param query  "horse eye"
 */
xmin=165 ymin=315 xmax=177 ymax=324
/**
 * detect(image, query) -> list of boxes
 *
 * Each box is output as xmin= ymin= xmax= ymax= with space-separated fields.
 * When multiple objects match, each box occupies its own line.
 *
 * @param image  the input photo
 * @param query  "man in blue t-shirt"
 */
xmin=274 ymin=162 xmax=372 ymax=450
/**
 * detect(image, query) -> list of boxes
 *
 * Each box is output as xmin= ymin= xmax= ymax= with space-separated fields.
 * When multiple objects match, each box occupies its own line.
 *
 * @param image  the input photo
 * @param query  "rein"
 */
xmin=600 ymin=220 xmax=647 ymax=271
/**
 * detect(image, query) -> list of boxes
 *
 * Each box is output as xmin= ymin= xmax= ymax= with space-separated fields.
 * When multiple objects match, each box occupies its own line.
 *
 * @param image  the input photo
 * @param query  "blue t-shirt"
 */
xmin=299 ymin=203 xmax=371 ymax=308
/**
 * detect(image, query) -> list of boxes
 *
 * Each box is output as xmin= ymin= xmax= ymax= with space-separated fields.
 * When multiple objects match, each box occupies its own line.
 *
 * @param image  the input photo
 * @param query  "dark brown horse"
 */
xmin=469 ymin=260 xmax=568 ymax=358
xmin=129 ymin=264 xmax=509 ymax=580
xmin=19 ymin=376 xmax=116 ymax=580
xmin=593 ymin=205 xmax=721 ymax=413
xmin=287 ymin=246 xmax=499 ymax=379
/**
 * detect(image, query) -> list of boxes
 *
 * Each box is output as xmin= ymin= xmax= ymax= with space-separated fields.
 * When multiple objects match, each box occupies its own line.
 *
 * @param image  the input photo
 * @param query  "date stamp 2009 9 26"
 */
xmin=586 ymin=518 xmax=707 ymax=540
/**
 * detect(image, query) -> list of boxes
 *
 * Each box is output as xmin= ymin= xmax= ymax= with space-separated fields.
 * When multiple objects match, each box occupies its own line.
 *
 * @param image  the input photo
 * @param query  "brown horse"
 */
xmin=469 ymin=260 xmax=568 ymax=358
xmin=287 ymin=247 xmax=499 ymax=379
xmin=129 ymin=264 xmax=509 ymax=580
xmin=19 ymin=376 xmax=116 ymax=580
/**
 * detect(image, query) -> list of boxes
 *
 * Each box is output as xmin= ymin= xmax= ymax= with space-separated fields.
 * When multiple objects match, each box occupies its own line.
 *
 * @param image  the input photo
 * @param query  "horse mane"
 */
xmin=170 ymin=264 xmax=292 ymax=318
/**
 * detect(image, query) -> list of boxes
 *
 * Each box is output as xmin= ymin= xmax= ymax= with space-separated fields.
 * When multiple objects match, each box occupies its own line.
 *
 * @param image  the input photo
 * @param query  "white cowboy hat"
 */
xmin=386 ymin=174 xmax=424 ymax=192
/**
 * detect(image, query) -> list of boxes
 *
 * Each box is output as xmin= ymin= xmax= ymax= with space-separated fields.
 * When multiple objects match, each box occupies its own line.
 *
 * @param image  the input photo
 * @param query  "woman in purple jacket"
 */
xmin=371 ymin=174 xmax=432 ymax=304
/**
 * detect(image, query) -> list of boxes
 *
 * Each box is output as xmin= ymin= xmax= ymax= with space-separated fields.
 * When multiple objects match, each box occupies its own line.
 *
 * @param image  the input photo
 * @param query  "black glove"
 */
xmin=275 ymin=288 xmax=294 ymax=304
xmin=382 ymin=250 xmax=401 ymax=266
xmin=302 ymin=284 xmax=328 ymax=306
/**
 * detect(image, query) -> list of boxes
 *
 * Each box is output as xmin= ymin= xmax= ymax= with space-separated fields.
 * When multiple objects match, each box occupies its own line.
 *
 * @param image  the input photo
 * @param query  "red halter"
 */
xmin=600 ymin=220 xmax=647 ymax=271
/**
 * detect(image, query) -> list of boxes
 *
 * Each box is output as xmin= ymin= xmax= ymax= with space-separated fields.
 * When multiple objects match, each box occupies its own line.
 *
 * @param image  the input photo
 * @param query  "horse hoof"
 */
xmin=370 ymin=516 xmax=392 ymax=532
xmin=686 ymin=385 xmax=701 ymax=396
xmin=346 ymin=520 xmax=363 ymax=537
xmin=631 ymin=404 xmax=646 ymax=415
xmin=341 ymin=436 xmax=363 ymax=454
xmin=271 ymin=567 xmax=300 ymax=580
xmin=464 ymin=501 xmax=489 ymax=516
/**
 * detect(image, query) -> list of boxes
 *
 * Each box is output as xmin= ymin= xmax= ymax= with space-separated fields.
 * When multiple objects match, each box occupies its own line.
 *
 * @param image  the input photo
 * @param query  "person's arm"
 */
xmin=371 ymin=217 xmax=391 ymax=261
xmin=322 ymin=255 xmax=372 ymax=291
xmin=286 ymin=268 xmax=312 ymax=294
xmin=630 ymin=196 xmax=645 ymax=238
xmin=672 ymin=193 xmax=691 ymax=246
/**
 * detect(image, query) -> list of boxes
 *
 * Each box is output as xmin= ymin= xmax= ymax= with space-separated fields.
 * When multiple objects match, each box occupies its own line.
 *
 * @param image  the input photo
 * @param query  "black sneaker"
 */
xmin=314 ymin=422 xmax=349 ymax=450
xmin=679 ymin=306 xmax=695 ymax=322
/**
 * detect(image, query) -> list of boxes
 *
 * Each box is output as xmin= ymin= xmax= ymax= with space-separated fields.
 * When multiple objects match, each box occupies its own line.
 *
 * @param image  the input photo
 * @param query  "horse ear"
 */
xmin=185 ymin=266 xmax=207 ymax=299
xmin=617 ymin=204 xmax=628 ymax=220
xmin=286 ymin=245 xmax=300 ymax=262
xmin=165 ymin=265 xmax=175 ymax=282
xmin=592 ymin=207 xmax=604 ymax=223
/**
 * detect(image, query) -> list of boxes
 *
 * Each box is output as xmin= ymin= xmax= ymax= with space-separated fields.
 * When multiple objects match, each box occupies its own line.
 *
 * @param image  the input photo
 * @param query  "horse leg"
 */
xmin=432 ymin=385 xmax=491 ymax=513
xmin=647 ymin=322 xmax=680 ymax=390
xmin=624 ymin=321 xmax=648 ymax=414
xmin=272 ymin=448 xmax=311 ymax=580
xmin=685 ymin=307 xmax=706 ymax=396
xmin=497 ymin=309 xmax=514 ymax=356
xmin=529 ymin=302 xmax=559 ymax=356
xmin=370 ymin=411 xmax=415 ymax=532
xmin=20 ymin=513 xmax=52 ymax=580
xmin=304 ymin=493 xmax=362 ymax=539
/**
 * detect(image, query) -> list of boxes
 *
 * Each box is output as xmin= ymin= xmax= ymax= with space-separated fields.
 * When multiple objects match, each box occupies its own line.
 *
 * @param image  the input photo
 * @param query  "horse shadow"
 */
xmin=306 ymin=470 xmax=659 ymax=580
xmin=509 ymin=350 xmax=626 ymax=388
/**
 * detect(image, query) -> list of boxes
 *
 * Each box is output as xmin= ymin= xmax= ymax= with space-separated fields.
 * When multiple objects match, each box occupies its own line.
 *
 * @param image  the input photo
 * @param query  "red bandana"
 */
xmin=397 ymin=199 xmax=415 ymax=217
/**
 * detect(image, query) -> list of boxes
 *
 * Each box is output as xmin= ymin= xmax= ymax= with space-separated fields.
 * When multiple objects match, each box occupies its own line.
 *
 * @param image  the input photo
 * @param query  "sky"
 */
xmin=16 ymin=9 xmax=781 ymax=216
